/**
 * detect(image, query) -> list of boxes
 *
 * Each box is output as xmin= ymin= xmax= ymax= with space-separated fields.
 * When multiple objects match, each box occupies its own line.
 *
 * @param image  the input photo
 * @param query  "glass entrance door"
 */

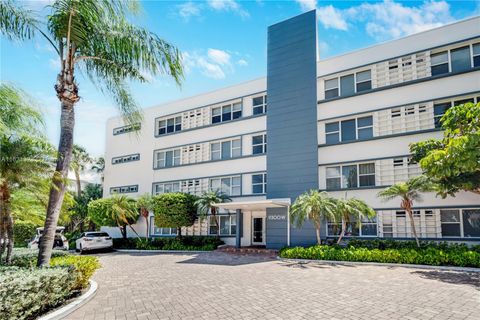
xmin=252 ymin=217 xmax=264 ymax=245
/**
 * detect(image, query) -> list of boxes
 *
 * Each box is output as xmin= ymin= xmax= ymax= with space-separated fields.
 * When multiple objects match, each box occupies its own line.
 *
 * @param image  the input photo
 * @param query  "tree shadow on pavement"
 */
xmin=411 ymin=270 xmax=480 ymax=290
xmin=176 ymin=252 xmax=276 ymax=266
xmin=277 ymin=260 xmax=355 ymax=269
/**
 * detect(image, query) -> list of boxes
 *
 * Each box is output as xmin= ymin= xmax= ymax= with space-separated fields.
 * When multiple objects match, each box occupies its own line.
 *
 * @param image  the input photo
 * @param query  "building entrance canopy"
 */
xmin=212 ymin=199 xmax=290 ymax=211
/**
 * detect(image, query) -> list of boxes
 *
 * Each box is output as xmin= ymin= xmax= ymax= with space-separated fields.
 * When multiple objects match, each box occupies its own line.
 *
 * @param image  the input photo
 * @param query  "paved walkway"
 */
xmin=69 ymin=252 xmax=480 ymax=320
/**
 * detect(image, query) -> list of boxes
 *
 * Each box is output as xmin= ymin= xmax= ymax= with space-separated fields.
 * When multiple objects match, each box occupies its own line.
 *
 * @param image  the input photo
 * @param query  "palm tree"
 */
xmin=0 ymin=0 xmax=183 ymax=266
xmin=91 ymin=157 xmax=105 ymax=182
xmin=290 ymin=190 xmax=336 ymax=245
xmin=109 ymin=195 xmax=139 ymax=239
xmin=195 ymin=190 xmax=231 ymax=236
xmin=71 ymin=144 xmax=92 ymax=197
xmin=137 ymin=193 xmax=154 ymax=240
xmin=0 ymin=84 xmax=52 ymax=263
xmin=331 ymin=197 xmax=376 ymax=244
xmin=378 ymin=176 xmax=432 ymax=247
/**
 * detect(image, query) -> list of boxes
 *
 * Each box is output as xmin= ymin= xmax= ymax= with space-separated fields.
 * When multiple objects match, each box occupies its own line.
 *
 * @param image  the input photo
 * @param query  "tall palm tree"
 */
xmin=71 ymin=144 xmax=92 ymax=197
xmin=0 ymin=0 xmax=183 ymax=266
xmin=137 ymin=193 xmax=154 ymax=239
xmin=0 ymin=84 xmax=52 ymax=263
xmin=378 ymin=176 xmax=432 ymax=247
xmin=331 ymin=197 xmax=376 ymax=244
xmin=195 ymin=190 xmax=231 ymax=236
xmin=91 ymin=156 xmax=105 ymax=182
xmin=290 ymin=190 xmax=336 ymax=245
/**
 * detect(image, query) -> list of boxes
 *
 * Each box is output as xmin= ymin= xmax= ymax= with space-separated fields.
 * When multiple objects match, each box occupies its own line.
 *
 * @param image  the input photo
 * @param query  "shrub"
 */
xmin=0 ymin=266 xmax=76 ymax=320
xmin=279 ymin=244 xmax=480 ymax=268
xmin=113 ymin=236 xmax=223 ymax=251
xmin=1 ymin=249 xmax=69 ymax=268
xmin=13 ymin=221 xmax=39 ymax=247
xmin=51 ymin=255 xmax=100 ymax=290
xmin=153 ymin=193 xmax=198 ymax=233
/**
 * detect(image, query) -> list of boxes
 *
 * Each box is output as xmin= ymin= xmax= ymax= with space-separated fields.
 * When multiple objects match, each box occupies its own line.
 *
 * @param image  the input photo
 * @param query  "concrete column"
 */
xmin=236 ymin=209 xmax=242 ymax=248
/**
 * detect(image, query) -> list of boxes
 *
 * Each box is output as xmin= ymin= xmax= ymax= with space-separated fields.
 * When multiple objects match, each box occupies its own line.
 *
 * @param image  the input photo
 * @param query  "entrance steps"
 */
xmin=216 ymin=245 xmax=278 ymax=256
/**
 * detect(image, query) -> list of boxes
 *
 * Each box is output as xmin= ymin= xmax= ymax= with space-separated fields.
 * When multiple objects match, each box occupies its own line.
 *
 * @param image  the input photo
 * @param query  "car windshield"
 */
xmin=86 ymin=232 xmax=110 ymax=237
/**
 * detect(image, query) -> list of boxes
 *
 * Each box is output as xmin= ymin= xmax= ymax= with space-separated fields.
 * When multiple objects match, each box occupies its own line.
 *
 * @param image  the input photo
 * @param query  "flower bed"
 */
xmin=279 ymin=240 xmax=480 ymax=268
xmin=113 ymin=236 xmax=224 ymax=251
xmin=0 ymin=249 xmax=100 ymax=320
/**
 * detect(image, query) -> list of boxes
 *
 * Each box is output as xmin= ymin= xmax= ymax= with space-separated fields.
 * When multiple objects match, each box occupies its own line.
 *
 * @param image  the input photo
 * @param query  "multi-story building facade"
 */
xmin=103 ymin=11 xmax=480 ymax=248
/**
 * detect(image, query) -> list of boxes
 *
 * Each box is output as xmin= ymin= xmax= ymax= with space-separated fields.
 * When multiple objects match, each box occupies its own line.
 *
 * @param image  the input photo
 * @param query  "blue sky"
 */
xmin=1 ymin=0 xmax=479 ymax=157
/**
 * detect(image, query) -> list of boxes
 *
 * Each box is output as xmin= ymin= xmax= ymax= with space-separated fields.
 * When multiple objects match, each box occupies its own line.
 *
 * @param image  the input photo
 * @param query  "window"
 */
xmin=113 ymin=123 xmax=141 ymax=135
xmin=391 ymin=108 xmax=401 ymax=118
xmin=110 ymin=185 xmax=138 ymax=194
xmin=324 ymin=78 xmax=339 ymax=99
xmin=209 ymin=215 xmax=236 ymax=236
xmin=463 ymin=209 xmax=480 ymax=237
xmin=210 ymin=176 xmax=241 ymax=196
xmin=342 ymin=165 xmax=358 ymax=188
xmin=430 ymin=51 xmax=449 ymax=76
xmin=253 ymin=95 xmax=267 ymax=115
xmin=252 ymin=173 xmax=267 ymax=194
xmin=453 ymin=98 xmax=475 ymax=107
xmin=210 ymin=138 xmax=241 ymax=160
xmin=112 ymin=153 xmax=140 ymax=165
xmin=393 ymin=158 xmax=404 ymax=167
xmin=158 ymin=116 xmax=181 ymax=135
xmin=155 ymin=149 xmax=181 ymax=168
xmin=357 ymin=116 xmax=373 ymax=140
xmin=326 ymin=163 xmax=375 ymax=190
xmin=252 ymin=134 xmax=267 ymax=154
xmin=327 ymin=216 xmax=359 ymax=237
xmin=450 ymin=46 xmax=471 ymax=73
xmin=154 ymin=182 xmax=180 ymax=195
xmin=473 ymin=43 xmax=480 ymax=67
xmin=361 ymin=216 xmax=377 ymax=236
xmin=340 ymin=74 xmax=355 ymax=96
xmin=440 ymin=209 xmax=461 ymax=237
xmin=341 ymin=119 xmax=356 ymax=142
xmin=326 ymin=166 xmax=341 ymax=190
xmin=359 ymin=163 xmax=375 ymax=187
xmin=212 ymin=103 xmax=242 ymax=124
xmin=325 ymin=122 xmax=340 ymax=144
xmin=356 ymin=70 xmax=371 ymax=92
xmin=433 ymin=102 xmax=451 ymax=128
xmin=153 ymin=227 xmax=177 ymax=236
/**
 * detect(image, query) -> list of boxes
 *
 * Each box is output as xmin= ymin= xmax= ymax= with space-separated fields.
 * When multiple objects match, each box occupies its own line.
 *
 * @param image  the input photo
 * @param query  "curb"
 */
xmin=277 ymin=257 xmax=480 ymax=273
xmin=115 ymin=249 xmax=210 ymax=254
xmin=38 ymin=280 xmax=98 ymax=320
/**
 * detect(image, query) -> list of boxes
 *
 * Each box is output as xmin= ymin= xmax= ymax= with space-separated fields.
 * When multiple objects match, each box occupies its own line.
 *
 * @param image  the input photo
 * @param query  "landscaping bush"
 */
xmin=279 ymin=244 xmax=480 ymax=268
xmin=152 ymin=193 xmax=198 ymax=234
xmin=1 ymin=248 xmax=69 ymax=268
xmin=0 ymin=266 xmax=76 ymax=320
xmin=51 ymin=255 xmax=100 ymax=290
xmin=113 ymin=236 xmax=223 ymax=251
xmin=13 ymin=221 xmax=38 ymax=247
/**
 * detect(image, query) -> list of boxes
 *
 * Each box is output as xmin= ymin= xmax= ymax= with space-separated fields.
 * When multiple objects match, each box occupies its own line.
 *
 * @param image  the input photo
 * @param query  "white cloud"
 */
xmin=295 ymin=0 xmax=316 ymax=12
xmin=318 ymin=41 xmax=329 ymax=55
xmin=207 ymin=49 xmax=231 ymax=66
xmin=237 ymin=59 xmax=248 ymax=66
xmin=317 ymin=5 xmax=348 ymax=31
xmin=296 ymin=0 xmax=453 ymax=41
xmin=182 ymin=51 xmax=226 ymax=79
xmin=48 ymin=58 xmax=60 ymax=70
xmin=177 ymin=2 xmax=201 ymax=21
xmin=207 ymin=0 xmax=249 ymax=18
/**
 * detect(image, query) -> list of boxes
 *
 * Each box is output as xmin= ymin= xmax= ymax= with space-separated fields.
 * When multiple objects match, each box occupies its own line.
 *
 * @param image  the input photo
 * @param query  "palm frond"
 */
xmin=0 ymin=0 xmax=38 ymax=41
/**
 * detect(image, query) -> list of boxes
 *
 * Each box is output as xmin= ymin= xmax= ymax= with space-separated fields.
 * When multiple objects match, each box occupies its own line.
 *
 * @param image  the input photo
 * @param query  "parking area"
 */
xmin=69 ymin=252 xmax=480 ymax=320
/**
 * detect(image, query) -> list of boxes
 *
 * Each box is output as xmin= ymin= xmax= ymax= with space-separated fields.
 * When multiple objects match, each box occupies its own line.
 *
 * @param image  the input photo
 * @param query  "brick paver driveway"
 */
xmin=69 ymin=252 xmax=480 ymax=320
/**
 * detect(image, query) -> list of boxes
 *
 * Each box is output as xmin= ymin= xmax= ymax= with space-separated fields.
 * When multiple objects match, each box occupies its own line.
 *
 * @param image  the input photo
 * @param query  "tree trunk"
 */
xmin=6 ymin=213 xmax=13 ymax=264
xmin=211 ymin=207 xmax=220 ymax=237
xmin=314 ymin=222 xmax=321 ymax=245
xmin=406 ymin=209 xmax=420 ymax=247
xmin=121 ymin=225 xmax=127 ymax=239
xmin=38 ymin=57 xmax=78 ymax=267
xmin=337 ymin=217 xmax=347 ymax=244
xmin=75 ymin=169 xmax=82 ymax=198
xmin=0 ymin=182 xmax=12 ymax=263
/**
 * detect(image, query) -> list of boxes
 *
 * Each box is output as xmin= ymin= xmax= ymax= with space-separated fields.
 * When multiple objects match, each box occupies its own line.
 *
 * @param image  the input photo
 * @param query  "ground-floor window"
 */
xmin=209 ymin=215 xmax=236 ymax=236
xmin=152 ymin=227 xmax=177 ymax=236
xmin=326 ymin=215 xmax=377 ymax=237
xmin=379 ymin=208 xmax=480 ymax=238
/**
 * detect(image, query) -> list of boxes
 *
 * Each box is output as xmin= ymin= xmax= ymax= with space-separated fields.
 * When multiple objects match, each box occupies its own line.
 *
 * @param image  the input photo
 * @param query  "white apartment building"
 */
xmin=103 ymin=11 xmax=480 ymax=248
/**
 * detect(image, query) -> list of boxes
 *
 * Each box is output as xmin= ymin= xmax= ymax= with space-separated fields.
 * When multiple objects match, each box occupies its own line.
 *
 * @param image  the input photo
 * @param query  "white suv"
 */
xmin=28 ymin=227 xmax=69 ymax=250
xmin=76 ymin=232 xmax=113 ymax=253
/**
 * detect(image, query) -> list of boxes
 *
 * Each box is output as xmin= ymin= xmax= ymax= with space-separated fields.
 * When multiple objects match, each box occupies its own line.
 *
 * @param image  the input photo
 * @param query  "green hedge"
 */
xmin=13 ymin=221 xmax=38 ymax=247
xmin=0 ymin=249 xmax=69 ymax=268
xmin=279 ymin=244 xmax=480 ymax=268
xmin=346 ymin=239 xmax=480 ymax=252
xmin=0 ymin=266 xmax=76 ymax=320
xmin=51 ymin=255 xmax=100 ymax=290
xmin=113 ymin=236 xmax=224 ymax=251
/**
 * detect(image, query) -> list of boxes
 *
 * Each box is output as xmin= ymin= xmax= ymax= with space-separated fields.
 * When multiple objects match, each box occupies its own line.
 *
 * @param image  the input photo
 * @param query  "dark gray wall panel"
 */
xmin=266 ymin=207 xmax=288 ymax=249
xmin=266 ymin=10 xmax=319 ymax=248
